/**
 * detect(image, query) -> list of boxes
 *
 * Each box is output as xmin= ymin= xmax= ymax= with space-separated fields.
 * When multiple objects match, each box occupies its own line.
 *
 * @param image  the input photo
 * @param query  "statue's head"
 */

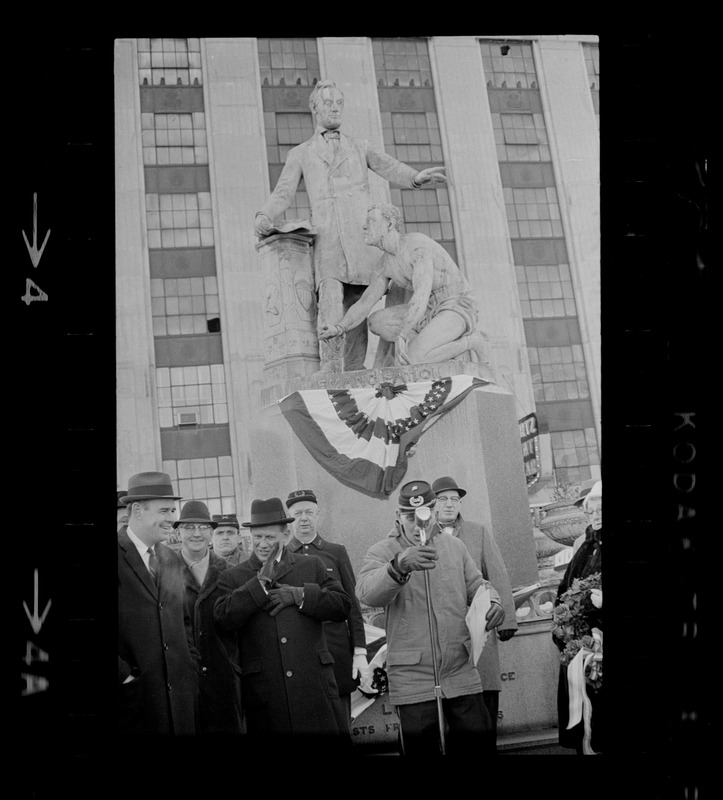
xmin=309 ymin=80 xmax=344 ymax=130
xmin=364 ymin=203 xmax=403 ymax=247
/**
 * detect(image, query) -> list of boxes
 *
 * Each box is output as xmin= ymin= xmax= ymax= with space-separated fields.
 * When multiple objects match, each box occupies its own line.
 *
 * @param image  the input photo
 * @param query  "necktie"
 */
xmin=147 ymin=547 xmax=159 ymax=585
xmin=323 ymin=129 xmax=340 ymax=156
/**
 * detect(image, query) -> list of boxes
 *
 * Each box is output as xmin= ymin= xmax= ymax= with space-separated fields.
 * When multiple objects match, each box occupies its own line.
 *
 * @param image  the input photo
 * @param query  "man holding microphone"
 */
xmin=356 ymin=480 xmax=505 ymax=757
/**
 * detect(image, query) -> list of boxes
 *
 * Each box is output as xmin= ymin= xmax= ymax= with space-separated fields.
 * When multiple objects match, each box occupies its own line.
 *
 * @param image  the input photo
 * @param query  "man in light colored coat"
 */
xmin=432 ymin=476 xmax=518 ymax=746
xmin=254 ymin=79 xmax=446 ymax=372
xmin=356 ymin=480 xmax=505 ymax=756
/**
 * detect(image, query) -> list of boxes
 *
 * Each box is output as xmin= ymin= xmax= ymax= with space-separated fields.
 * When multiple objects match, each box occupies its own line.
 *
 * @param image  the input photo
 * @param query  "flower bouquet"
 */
xmin=552 ymin=572 xmax=602 ymax=690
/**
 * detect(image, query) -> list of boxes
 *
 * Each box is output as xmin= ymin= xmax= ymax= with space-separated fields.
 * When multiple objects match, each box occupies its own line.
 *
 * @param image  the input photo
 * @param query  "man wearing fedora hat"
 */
xmin=356 ymin=480 xmax=505 ymax=756
xmin=117 ymin=471 xmax=200 ymax=736
xmin=285 ymin=489 xmax=369 ymax=728
xmin=117 ymin=491 xmax=129 ymax=533
xmin=214 ymin=497 xmax=352 ymax=743
xmin=173 ymin=500 xmax=242 ymax=735
xmin=211 ymin=513 xmax=249 ymax=566
xmin=432 ymin=475 xmax=518 ymax=747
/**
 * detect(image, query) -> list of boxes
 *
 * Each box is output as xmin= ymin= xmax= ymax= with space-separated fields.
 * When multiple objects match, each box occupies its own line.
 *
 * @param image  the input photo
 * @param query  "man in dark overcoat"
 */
xmin=173 ymin=500 xmax=242 ymax=735
xmin=117 ymin=472 xmax=200 ymax=736
xmin=285 ymin=489 xmax=369 ymax=727
xmin=214 ymin=497 xmax=352 ymax=743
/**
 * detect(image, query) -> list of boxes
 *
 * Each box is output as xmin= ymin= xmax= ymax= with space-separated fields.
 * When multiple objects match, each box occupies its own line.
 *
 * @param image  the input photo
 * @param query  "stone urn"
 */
xmin=538 ymin=500 xmax=587 ymax=547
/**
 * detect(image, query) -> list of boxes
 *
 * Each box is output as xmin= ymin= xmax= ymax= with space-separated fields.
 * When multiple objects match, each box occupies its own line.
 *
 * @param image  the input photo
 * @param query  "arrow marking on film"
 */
xmin=22 ymin=193 xmax=51 ymax=268
xmin=23 ymin=569 xmax=51 ymax=635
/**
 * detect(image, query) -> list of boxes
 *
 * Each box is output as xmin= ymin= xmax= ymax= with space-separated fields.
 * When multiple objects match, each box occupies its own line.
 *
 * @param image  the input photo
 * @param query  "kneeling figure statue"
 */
xmin=319 ymin=203 xmax=489 ymax=367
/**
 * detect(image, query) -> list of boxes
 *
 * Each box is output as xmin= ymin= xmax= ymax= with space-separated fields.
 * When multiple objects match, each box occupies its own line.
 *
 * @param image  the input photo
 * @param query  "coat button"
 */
xmin=201 ymin=667 xmax=208 ymax=674
xmin=286 ymin=670 xmax=293 ymax=678
xmin=158 ymin=603 xmax=163 ymax=611
xmin=163 ymin=642 xmax=169 ymax=651
xmin=167 ymin=683 xmax=172 ymax=691
xmin=280 ymin=637 xmax=287 ymax=643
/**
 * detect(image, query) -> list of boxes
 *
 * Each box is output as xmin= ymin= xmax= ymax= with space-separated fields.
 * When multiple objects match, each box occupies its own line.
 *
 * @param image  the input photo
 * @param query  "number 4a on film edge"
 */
xmin=22 ymin=278 xmax=48 ymax=305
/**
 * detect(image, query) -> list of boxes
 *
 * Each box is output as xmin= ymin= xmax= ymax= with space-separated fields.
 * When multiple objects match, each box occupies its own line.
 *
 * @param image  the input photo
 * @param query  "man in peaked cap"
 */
xmin=356 ymin=480 xmax=505 ymax=757
xmin=285 ymin=489 xmax=369 ymax=729
xmin=117 ymin=472 xmax=200 ymax=735
xmin=214 ymin=497 xmax=352 ymax=746
xmin=212 ymin=513 xmax=249 ymax=566
xmin=172 ymin=500 xmax=242 ymax=735
xmin=432 ymin=476 xmax=517 ymax=748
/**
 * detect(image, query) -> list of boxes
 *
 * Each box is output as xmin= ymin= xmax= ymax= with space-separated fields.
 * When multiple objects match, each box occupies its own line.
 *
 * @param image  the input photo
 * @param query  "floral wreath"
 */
xmin=552 ymin=572 xmax=602 ymax=690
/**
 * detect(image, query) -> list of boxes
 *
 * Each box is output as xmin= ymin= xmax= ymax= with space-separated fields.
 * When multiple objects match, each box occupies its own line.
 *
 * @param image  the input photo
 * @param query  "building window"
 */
xmin=374 ymin=38 xmax=455 ymax=261
xmin=479 ymin=40 xmax=537 ymax=89
xmin=504 ymin=187 xmax=564 ymax=239
xmin=258 ymin=37 xmax=320 ymax=87
xmin=138 ymin=38 xmax=202 ymax=87
xmin=162 ymin=455 xmax=236 ymax=518
xmin=549 ymin=429 xmax=600 ymax=485
xmin=528 ymin=344 xmax=589 ymax=403
xmin=145 ymin=192 xmax=214 ymax=249
xmin=141 ymin=112 xmax=208 ymax=166
xmin=372 ymin=38 xmax=433 ymax=87
xmin=156 ymin=363 xmax=228 ymax=429
xmin=492 ymin=113 xmax=550 ymax=162
xmin=259 ymin=40 xmax=318 ymax=222
xmin=516 ymin=264 xmax=577 ymax=319
xmin=382 ymin=112 xmax=444 ymax=163
xmin=150 ymin=276 xmax=219 ymax=336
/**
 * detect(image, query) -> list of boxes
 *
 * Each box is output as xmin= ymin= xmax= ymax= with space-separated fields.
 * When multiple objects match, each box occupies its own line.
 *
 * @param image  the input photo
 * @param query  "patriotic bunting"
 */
xmin=278 ymin=375 xmax=488 ymax=498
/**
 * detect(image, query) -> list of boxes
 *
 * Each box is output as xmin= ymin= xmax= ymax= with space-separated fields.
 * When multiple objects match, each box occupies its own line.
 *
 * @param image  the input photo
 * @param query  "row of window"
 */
xmin=162 ymin=457 xmax=236 ymax=518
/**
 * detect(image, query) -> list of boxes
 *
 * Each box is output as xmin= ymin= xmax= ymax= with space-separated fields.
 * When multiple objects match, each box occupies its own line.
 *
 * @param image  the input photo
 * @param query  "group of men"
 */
xmin=117 ymin=470 xmax=517 ymax=755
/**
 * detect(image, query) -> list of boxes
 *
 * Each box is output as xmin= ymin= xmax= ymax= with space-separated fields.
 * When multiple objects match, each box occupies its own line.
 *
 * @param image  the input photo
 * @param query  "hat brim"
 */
xmin=173 ymin=519 xmax=218 ymax=529
xmin=242 ymin=516 xmax=295 ymax=528
xmin=434 ymin=487 xmax=466 ymax=498
xmin=121 ymin=494 xmax=182 ymax=505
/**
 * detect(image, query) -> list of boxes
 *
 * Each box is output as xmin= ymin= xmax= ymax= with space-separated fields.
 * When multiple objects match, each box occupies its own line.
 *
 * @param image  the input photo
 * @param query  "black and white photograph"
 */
xmin=16 ymin=33 xmax=709 ymax=794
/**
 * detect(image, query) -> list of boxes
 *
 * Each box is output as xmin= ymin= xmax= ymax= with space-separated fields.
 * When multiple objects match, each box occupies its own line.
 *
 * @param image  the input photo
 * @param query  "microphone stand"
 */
xmin=417 ymin=509 xmax=446 ymax=755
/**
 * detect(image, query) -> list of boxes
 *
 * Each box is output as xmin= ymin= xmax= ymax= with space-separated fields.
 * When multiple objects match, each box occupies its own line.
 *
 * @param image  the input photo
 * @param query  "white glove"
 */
xmin=352 ymin=653 xmax=370 ymax=685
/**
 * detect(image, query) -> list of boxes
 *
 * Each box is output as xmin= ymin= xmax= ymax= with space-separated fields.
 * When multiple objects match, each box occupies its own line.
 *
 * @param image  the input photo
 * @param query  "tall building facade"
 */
xmin=116 ymin=36 xmax=600 ymax=520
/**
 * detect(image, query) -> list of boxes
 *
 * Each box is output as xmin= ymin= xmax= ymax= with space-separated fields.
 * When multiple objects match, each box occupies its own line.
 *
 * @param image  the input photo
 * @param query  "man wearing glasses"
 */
xmin=173 ymin=500 xmax=243 ymax=735
xmin=432 ymin=476 xmax=518 ymax=748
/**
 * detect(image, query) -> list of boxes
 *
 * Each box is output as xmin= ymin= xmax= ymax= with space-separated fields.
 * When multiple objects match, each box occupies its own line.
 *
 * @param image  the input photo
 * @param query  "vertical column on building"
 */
xmin=318 ymin=37 xmax=391 ymax=206
xmin=115 ymin=39 xmax=162 ymax=480
xmin=535 ymin=38 xmax=601 ymax=442
xmin=430 ymin=36 xmax=536 ymax=418
xmin=202 ymin=38 xmax=268 ymax=518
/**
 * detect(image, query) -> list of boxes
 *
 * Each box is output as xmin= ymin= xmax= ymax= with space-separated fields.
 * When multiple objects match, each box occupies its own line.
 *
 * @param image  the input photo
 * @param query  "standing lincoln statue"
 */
xmin=254 ymin=79 xmax=446 ymax=373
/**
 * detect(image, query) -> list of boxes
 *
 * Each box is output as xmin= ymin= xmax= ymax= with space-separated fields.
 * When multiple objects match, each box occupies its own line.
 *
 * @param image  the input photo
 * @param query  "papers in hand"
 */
xmin=465 ymin=584 xmax=491 ymax=666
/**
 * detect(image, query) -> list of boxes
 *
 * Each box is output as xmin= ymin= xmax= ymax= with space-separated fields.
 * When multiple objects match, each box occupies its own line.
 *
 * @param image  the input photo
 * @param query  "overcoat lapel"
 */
xmin=119 ymin=530 xmax=158 ymax=598
xmin=271 ymin=549 xmax=296 ymax=584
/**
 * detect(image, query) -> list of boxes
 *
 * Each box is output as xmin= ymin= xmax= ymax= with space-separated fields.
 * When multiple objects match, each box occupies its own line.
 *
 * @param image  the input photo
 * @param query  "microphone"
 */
xmin=414 ymin=506 xmax=432 ymax=544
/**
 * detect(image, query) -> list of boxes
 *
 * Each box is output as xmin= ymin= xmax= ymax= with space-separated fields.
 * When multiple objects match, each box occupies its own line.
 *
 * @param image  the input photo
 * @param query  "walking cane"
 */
xmin=415 ymin=506 xmax=447 ymax=755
